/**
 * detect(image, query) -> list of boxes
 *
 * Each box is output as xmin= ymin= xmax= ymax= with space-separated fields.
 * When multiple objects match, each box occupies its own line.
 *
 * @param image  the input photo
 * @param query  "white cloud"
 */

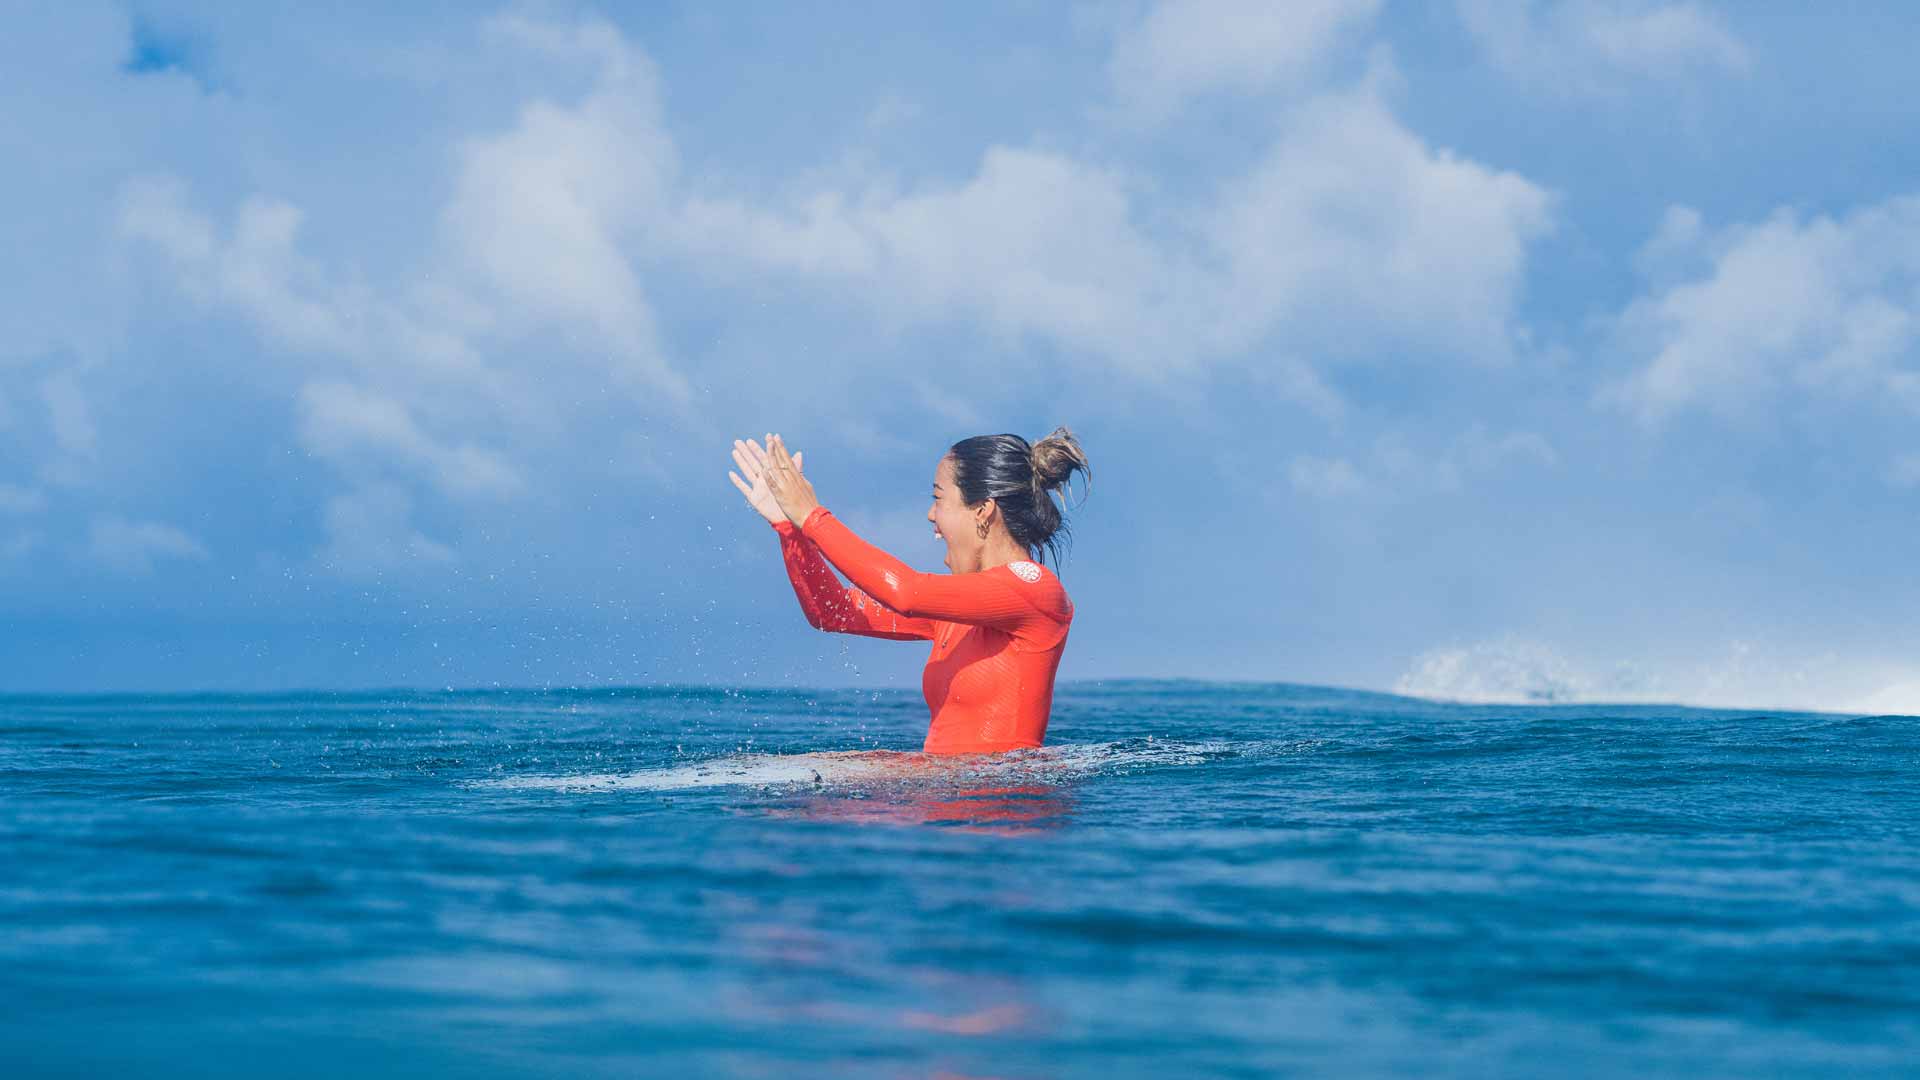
xmin=115 ymin=177 xmax=498 ymax=406
xmin=119 ymin=165 xmax=672 ymax=438
xmin=1288 ymin=455 xmax=1367 ymax=498
xmin=1634 ymin=203 xmax=1707 ymax=284
xmin=1576 ymin=2 xmax=1748 ymax=72
xmin=1109 ymin=0 xmax=1381 ymax=119
xmin=1606 ymin=197 xmax=1920 ymax=425
xmin=652 ymin=1 xmax=1553 ymax=381
xmin=682 ymin=80 xmax=1551 ymax=376
xmin=1246 ymin=357 xmax=1350 ymax=424
xmin=88 ymin=515 xmax=209 ymax=574
xmin=1291 ymin=425 xmax=1556 ymax=500
xmin=1378 ymin=426 xmax=1557 ymax=492
xmin=100 ymin=10 xmax=1559 ymax=586
xmin=39 ymin=371 xmax=97 ymax=457
xmin=316 ymin=485 xmax=456 ymax=576
xmin=118 ymin=179 xmax=362 ymax=360
xmin=298 ymin=382 xmax=522 ymax=500
xmin=680 ymin=146 xmax=1168 ymax=370
xmin=1458 ymin=0 xmax=1750 ymax=96
xmin=118 ymin=169 xmax=560 ymax=404
xmin=907 ymin=379 xmax=986 ymax=430
xmin=1457 ymin=425 xmax=1560 ymax=470
xmin=444 ymin=13 xmax=686 ymax=406
xmin=1889 ymin=454 xmax=1920 ymax=490
xmin=111 ymin=13 xmax=706 ymax=571
xmin=117 ymin=178 xmax=535 ymax=505
xmin=860 ymin=150 xmax=1164 ymax=359
xmin=1204 ymin=87 xmax=1555 ymax=362
xmin=114 ymin=10 xmax=1554 ymax=440
xmin=1373 ymin=433 xmax=1465 ymax=494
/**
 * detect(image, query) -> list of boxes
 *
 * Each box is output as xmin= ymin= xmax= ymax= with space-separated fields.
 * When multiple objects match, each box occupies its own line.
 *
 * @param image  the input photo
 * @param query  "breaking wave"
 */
xmin=1396 ymin=634 xmax=1920 ymax=715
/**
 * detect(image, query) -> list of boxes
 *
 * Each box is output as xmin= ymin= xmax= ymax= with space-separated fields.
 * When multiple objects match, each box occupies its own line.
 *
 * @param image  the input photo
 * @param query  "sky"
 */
xmin=3 ymin=1 xmax=1919 ymax=711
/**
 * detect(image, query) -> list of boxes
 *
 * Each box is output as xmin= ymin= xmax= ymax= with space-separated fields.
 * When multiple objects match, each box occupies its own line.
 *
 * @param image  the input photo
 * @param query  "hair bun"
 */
xmin=1028 ymin=427 xmax=1090 ymax=505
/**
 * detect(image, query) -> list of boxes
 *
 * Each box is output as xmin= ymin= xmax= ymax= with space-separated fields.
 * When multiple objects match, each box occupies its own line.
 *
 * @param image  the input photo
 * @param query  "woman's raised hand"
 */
xmin=729 ymin=434 xmax=803 ymax=525
xmin=764 ymin=434 xmax=823 ymax=526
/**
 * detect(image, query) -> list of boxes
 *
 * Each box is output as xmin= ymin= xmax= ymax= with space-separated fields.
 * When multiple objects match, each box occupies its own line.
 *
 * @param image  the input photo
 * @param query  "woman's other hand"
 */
xmin=730 ymin=434 xmax=803 ymax=525
xmin=764 ymin=434 xmax=823 ymax=525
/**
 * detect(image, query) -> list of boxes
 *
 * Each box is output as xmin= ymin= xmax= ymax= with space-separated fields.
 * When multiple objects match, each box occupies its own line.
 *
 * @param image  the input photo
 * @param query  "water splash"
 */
xmin=468 ymin=737 xmax=1270 ymax=793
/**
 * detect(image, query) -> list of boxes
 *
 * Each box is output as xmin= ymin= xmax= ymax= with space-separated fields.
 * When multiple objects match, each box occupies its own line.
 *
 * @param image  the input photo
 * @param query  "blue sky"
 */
xmin=4 ymin=1 xmax=1919 ymax=711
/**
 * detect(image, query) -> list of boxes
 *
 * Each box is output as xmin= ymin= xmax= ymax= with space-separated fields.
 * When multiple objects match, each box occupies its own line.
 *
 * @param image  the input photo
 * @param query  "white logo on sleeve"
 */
xmin=1008 ymin=560 xmax=1042 ymax=583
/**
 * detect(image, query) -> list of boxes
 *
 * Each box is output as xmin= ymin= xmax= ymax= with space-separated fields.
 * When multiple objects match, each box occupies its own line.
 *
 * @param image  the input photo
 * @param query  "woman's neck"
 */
xmin=963 ymin=533 xmax=1032 ymax=573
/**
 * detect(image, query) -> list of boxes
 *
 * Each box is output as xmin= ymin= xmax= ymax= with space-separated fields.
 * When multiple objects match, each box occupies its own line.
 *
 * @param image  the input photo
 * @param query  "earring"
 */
xmin=976 ymin=520 xmax=989 ymax=539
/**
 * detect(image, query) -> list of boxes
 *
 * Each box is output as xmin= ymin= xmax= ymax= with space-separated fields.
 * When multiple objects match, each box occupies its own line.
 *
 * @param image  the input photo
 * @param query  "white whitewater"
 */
xmin=468 ymin=738 xmax=1279 ymax=793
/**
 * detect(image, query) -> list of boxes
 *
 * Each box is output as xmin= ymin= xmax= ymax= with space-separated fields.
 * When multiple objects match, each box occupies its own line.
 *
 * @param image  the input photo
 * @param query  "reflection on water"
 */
xmin=899 ymin=1001 xmax=1031 ymax=1035
xmin=768 ymin=784 xmax=1073 ymax=835
xmin=706 ymin=843 xmax=1048 ymax=1079
xmin=710 ymin=771 xmax=1067 ymax=1069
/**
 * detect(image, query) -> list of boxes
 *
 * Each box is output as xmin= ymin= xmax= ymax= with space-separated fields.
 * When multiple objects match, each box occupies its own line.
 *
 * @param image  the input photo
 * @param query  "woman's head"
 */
xmin=928 ymin=427 xmax=1091 ymax=571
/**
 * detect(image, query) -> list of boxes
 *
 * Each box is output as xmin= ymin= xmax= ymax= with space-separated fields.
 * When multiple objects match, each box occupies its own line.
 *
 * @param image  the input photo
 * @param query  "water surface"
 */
xmin=3 ymin=682 xmax=1916 ymax=1077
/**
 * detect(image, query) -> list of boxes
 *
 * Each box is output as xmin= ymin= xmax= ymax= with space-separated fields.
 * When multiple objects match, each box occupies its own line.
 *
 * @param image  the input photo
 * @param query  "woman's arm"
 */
xmin=759 ymin=434 xmax=1045 ymax=633
xmin=796 ymin=508 xmax=1040 ymax=632
xmin=732 ymin=434 xmax=935 ymax=641
xmin=774 ymin=519 xmax=937 ymax=641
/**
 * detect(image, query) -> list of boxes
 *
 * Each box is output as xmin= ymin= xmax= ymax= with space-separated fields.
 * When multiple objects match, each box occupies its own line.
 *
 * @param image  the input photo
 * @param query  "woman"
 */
xmin=728 ymin=429 xmax=1091 ymax=754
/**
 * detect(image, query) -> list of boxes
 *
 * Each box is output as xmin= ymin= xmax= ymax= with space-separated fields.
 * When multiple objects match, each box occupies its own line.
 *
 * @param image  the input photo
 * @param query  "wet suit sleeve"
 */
xmin=772 ymin=519 xmax=937 ymax=641
xmin=797 ymin=507 xmax=1041 ymax=633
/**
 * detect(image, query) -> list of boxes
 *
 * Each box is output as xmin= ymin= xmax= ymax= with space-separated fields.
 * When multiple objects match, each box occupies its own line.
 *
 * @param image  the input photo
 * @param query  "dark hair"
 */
xmin=947 ymin=427 xmax=1092 ymax=567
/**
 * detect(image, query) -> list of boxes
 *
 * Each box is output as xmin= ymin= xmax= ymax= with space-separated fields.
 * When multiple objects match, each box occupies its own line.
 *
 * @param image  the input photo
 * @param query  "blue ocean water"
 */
xmin=2 ymin=681 xmax=1916 ymax=1078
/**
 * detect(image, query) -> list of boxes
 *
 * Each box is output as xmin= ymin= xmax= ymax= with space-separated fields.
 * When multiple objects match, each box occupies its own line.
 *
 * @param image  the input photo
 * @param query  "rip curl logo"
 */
xmin=1008 ymin=561 xmax=1041 ymax=583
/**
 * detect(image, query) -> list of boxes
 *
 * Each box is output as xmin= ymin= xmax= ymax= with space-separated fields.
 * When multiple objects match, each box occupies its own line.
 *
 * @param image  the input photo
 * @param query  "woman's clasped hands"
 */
xmin=728 ymin=434 xmax=821 ymax=526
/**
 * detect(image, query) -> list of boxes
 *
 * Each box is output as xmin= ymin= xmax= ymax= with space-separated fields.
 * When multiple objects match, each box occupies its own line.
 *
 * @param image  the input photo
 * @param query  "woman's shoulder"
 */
xmin=999 ymin=560 xmax=1072 ymax=621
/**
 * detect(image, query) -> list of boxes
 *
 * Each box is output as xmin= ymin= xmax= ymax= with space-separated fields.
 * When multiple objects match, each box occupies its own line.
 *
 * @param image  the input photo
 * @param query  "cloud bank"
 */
xmin=2 ymin=1 xmax=1916 ymax=709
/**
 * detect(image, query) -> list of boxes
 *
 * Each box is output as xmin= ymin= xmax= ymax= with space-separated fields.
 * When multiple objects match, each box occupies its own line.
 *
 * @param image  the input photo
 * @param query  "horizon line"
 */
xmin=0 ymin=677 xmax=1881 ymax=717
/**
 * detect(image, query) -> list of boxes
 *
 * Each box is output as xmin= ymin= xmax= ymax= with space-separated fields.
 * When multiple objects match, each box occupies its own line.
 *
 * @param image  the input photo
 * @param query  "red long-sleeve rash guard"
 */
xmin=772 ymin=506 xmax=1073 ymax=755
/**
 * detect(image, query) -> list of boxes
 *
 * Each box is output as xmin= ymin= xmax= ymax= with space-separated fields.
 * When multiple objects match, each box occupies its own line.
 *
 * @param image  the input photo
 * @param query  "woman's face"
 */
xmin=928 ymin=455 xmax=977 ymax=571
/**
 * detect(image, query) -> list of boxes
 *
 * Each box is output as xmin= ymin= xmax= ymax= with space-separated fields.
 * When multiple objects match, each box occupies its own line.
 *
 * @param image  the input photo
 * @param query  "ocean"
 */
xmin=3 ymin=681 xmax=1915 ymax=1077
